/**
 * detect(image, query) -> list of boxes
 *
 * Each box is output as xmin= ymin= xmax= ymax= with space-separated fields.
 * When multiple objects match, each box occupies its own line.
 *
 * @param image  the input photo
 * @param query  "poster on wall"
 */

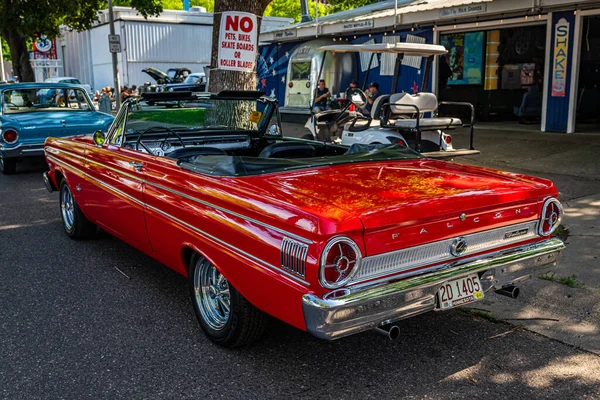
xmin=217 ymin=12 xmax=258 ymax=72
xmin=440 ymin=31 xmax=484 ymax=85
xmin=551 ymin=18 xmax=569 ymax=97
xmin=33 ymin=35 xmax=58 ymax=59
xmin=403 ymin=34 xmax=426 ymax=69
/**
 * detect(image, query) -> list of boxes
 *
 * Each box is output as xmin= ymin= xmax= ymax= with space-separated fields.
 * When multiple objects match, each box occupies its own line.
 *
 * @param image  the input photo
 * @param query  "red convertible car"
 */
xmin=43 ymin=91 xmax=565 ymax=347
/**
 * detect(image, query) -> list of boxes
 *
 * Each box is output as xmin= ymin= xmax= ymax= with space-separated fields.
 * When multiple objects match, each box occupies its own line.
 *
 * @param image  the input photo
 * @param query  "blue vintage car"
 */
xmin=0 ymin=83 xmax=114 ymax=174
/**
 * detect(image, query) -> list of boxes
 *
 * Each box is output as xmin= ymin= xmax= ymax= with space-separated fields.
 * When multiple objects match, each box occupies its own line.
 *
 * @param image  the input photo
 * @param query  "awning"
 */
xmin=262 ymin=0 xmax=492 ymax=33
xmin=318 ymin=43 xmax=447 ymax=56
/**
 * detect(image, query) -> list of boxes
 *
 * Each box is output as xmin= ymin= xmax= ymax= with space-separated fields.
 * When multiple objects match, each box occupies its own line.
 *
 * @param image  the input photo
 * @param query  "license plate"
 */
xmin=437 ymin=274 xmax=484 ymax=310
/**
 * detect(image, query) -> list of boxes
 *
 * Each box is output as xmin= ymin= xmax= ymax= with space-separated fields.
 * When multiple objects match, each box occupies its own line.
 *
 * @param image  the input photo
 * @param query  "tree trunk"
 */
xmin=208 ymin=0 xmax=271 ymax=92
xmin=206 ymin=0 xmax=272 ymax=128
xmin=1 ymin=30 xmax=35 ymax=82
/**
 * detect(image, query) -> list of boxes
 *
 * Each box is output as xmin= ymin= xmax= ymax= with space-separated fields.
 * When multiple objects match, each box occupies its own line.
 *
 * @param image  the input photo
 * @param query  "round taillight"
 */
xmin=397 ymin=139 xmax=406 ymax=146
xmin=444 ymin=135 xmax=452 ymax=144
xmin=2 ymin=129 xmax=18 ymax=144
xmin=320 ymin=237 xmax=362 ymax=289
xmin=288 ymin=82 xmax=293 ymax=88
xmin=538 ymin=198 xmax=563 ymax=236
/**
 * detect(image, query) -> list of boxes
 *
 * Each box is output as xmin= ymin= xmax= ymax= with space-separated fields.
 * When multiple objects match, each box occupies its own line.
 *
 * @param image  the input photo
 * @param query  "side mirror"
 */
xmin=93 ymin=130 xmax=106 ymax=146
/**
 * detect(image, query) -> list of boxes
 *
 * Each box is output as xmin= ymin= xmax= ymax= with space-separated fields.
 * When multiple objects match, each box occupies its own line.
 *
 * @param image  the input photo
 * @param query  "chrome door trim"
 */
xmin=47 ymin=154 xmax=311 ymax=287
xmin=51 ymin=147 xmax=313 ymax=245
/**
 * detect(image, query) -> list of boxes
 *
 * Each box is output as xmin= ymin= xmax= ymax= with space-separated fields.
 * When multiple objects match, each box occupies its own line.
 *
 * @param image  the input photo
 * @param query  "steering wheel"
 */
xmin=348 ymin=88 xmax=368 ymax=108
xmin=135 ymin=126 xmax=185 ymax=155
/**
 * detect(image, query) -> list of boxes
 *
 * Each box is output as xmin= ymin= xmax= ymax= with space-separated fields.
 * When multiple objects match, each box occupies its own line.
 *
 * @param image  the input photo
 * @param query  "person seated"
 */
xmin=359 ymin=82 xmax=381 ymax=116
xmin=55 ymin=89 xmax=66 ymax=107
xmin=345 ymin=79 xmax=359 ymax=99
xmin=22 ymin=94 xmax=33 ymax=108
xmin=312 ymin=79 xmax=331 ymax=113
xmin=121 ymin=86 xmax=130 ymax=103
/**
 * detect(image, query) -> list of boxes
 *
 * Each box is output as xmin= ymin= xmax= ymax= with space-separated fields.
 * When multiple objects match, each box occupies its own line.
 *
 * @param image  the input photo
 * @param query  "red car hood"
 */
xmin=240 ymin=159 xmax=556 ymax=255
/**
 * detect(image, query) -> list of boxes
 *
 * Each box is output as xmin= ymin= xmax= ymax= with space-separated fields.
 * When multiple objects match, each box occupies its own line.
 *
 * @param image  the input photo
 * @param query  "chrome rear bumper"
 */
xmin=0 ymin=143 xmax=45 ymax=159
xmin=302 ymin=238 xmax=564 ymax=341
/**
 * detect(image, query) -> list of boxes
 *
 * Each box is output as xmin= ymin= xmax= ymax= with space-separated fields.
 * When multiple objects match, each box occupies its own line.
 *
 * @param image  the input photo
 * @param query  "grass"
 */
xmin=539 ymin=272 xmax=583 ymax=288
xmin=461 ymin=307 xmax=500 ymax=323
xmin=554 ymin=224 xmax=570 ymax=241
xmin=129 ymin=108 xmax=206 ymax=126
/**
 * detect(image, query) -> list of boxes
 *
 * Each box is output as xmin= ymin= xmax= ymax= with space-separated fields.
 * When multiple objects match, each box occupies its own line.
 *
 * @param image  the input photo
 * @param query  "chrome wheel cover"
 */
xmin=61 ymin=185 xmax=75 ymax=231
xmin=193 ymin=258 xmax=231 ymax=330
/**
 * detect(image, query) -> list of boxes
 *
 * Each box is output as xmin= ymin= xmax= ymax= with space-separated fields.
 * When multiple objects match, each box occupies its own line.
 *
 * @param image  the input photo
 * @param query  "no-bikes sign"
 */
xmin=218 ymin=12 xmax=258 ymax=72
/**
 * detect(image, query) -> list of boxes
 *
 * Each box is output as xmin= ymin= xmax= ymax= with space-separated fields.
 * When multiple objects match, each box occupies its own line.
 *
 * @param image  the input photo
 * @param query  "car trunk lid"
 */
xmin=242 ymin=159 xmax=555 ymax=255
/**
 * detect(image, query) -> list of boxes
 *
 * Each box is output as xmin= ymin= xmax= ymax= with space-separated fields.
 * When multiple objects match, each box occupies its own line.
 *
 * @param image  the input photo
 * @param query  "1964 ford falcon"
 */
xmin=43 ymin=91 xmax=564 ymax=347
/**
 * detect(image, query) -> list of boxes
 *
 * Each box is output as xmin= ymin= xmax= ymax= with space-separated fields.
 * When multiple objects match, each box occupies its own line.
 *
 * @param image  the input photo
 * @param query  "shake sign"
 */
xmin=551 ymin=18 xmax=569 ymax=97
xmin=218 ymin=12 xmax=258 ymax=72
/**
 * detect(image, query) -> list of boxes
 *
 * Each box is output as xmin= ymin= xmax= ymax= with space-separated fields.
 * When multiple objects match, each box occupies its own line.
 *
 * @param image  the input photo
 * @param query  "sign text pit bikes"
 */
xmin=218 ymin=12 xmax=258 ymax=72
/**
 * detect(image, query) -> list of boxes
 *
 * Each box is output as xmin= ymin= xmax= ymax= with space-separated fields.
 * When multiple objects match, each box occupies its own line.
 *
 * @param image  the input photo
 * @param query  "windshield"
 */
xmin=113 ymin=94 xmax=277 ymax=144
xmin=184 ymin=75 xmax=204 ymax=84
xmin=290 ymin=62 xmax=311 ymax=80
xmin=2 ymin=88 xmax=93 ymax=114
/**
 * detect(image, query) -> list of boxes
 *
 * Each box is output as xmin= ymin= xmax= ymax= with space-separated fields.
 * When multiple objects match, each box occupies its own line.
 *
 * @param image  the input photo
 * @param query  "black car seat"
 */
xmin=258 ymin=142 xmax=316 ymax=158
xmin=168 ymin=147 xmax=227 ymax=160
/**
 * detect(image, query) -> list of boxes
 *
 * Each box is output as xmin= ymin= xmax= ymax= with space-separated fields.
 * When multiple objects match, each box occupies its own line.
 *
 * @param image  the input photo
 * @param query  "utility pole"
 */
xmin=108 ymin=0 xmax=121 ymax=110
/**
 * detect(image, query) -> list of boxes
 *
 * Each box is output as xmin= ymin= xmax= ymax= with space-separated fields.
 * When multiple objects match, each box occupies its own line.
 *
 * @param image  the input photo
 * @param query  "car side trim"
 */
xmin=47 ymin=154 xmax=311 ymax=287
xmin=51 ymin=147 xmax=313 ymax=245
xmin=143 ymin=203 xmax=311 ymax=286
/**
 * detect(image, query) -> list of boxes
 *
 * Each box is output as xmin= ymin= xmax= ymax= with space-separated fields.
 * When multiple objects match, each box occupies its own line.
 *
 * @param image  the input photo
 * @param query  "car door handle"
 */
xmin=129 ymin=161 xmax=144 ymax=171
xmin=61 ymin=120 xmax=66 ymax=127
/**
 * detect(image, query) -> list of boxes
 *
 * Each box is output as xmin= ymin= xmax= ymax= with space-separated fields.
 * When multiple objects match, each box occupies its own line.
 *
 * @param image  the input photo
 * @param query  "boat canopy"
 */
xmin=318 ymin=43 xmax=447 ymax=56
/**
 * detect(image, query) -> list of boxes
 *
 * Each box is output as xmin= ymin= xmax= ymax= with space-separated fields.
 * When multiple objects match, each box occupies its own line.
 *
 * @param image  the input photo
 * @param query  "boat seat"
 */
xmin=393 ymin=118 xmax=463 ymax=129
xmin=389 ymin=92 xmax=438 ymax=115
xmin=370 ymin=94 xmax=390 ymax=120
xmin=387 ymin=92 xmax=462 ymax=130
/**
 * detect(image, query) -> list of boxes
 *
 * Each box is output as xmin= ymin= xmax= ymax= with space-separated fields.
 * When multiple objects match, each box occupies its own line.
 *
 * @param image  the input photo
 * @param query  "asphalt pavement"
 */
xmin=1 ymin=154 xmax=600 ymax=399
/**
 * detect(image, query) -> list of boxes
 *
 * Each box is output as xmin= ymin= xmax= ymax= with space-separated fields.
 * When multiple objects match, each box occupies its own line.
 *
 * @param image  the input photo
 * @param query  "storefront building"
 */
xmin=259 ymin=0 xmax=600 ymax=133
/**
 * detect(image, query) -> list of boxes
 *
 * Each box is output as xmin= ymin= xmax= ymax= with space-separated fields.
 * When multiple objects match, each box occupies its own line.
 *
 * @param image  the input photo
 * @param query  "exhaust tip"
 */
xmin=495 ymin=285 xmax=520 ymax=299
xmin=373 ymin=325 xmax=400 ymax=341
xmin=388 ymin=325 xmax=400 ymax=341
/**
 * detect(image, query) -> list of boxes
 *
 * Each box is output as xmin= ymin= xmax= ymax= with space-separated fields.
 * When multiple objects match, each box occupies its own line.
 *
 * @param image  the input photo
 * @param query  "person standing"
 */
xmin=99 ymin=88 xmax=112 ymax=114
xmin=438 ymin=55 xmax=453 ymax=96
xmin=312 ymin=79 xmax=331 ymax=113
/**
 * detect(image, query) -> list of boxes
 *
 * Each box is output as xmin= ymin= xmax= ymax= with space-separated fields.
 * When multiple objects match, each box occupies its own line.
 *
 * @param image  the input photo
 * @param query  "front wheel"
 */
xmin=0 ymin=157 xmax=16 ymax=175
xmin=59 ymin=180 xmax=96 ymax=239
xmin=189 ymin=254 xmax=268 ymax=347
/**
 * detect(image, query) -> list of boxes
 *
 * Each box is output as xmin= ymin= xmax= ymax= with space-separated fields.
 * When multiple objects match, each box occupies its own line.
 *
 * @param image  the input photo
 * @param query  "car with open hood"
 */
xmin=42 ymin=90 xmax=564 ymax=347
xmin=142 ymin=67 xmax=192 ymax=85
xmin=161 ymin=72 xmax=207 ymax=94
